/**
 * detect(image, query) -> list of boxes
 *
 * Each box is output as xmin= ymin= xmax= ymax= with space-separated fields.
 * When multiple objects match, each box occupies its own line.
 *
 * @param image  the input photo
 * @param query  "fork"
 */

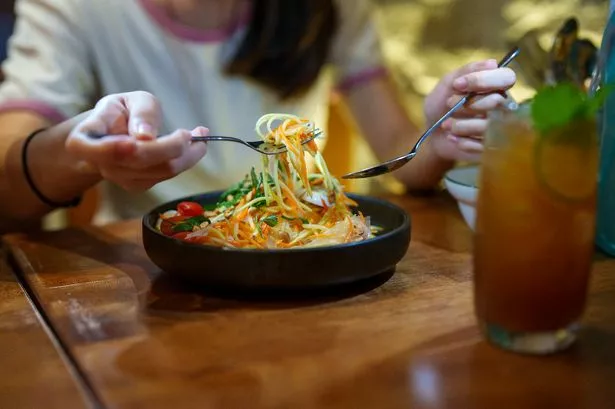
xmin=191 ymin=129 xmax=323 ymax=155
xmin=342 ymin=47 xmax=520 ymax=179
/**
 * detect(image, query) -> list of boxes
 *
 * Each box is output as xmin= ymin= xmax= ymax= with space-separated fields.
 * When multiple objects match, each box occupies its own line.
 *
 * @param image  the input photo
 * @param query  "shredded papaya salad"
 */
xmin=156 ymin=113 xmax=375 ymax=249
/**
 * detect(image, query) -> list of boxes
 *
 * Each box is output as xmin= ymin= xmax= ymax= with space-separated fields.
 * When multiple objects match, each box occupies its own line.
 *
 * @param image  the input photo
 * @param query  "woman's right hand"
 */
xmin=65 ymin=91 xmax=208 ymax=191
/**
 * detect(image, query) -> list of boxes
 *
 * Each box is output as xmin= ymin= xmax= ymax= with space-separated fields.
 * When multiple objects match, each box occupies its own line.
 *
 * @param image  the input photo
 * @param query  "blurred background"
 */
xmin=345 ymin=0 xmax=610 ymax=195
xmin=0 ymin=0 xmax=611 ymax=228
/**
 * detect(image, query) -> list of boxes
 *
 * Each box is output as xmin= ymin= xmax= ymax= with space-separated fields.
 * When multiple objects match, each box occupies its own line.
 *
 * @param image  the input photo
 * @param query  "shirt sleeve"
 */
xmin=330 ymin=0 xmax=388 ymax=93
xmin=0 ymin=0 xmax=96 ymax=123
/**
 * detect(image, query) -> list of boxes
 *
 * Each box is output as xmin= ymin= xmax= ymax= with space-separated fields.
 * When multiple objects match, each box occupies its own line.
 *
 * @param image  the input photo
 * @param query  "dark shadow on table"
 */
xmin=146 ymin=268 xmax=396 ymax=315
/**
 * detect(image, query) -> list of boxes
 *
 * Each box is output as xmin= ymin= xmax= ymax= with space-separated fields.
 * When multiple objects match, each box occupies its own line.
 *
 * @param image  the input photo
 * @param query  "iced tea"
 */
xmin=474 ymin=103 xmax=598 ymax=354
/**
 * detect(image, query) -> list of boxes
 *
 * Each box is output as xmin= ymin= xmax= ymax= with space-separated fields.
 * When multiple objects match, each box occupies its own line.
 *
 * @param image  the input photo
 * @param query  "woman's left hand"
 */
xmin=424 ymin=59 xmax=517 ymax=162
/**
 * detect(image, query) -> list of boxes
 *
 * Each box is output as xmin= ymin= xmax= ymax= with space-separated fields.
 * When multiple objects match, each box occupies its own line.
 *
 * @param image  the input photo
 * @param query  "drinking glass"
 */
xmin=473 ymin=102 xmax=598 ymax=354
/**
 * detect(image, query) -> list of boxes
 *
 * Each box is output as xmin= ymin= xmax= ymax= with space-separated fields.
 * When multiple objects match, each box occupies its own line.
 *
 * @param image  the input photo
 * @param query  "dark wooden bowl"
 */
xmin=142 ymin=191 xmax=411 ymax=291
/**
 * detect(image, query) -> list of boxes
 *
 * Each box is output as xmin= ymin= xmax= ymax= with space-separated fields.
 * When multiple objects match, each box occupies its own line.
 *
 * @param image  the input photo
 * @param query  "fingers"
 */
xmin=453 ymin=67 xmax=516 ymax=94
xmin=456 ymin=138 xmax=483 ymax=153
xmin=447 ymin=93 xmax=507 ymax=115
xmin=109 ymin=140 xmax=207 ymax=179
xmin=142 ymin=140 xmax=207 ymax=178
xmin=66 ymin=128 xmax=137 ymax=164
xmin=442 ymin=118 xmax=487 ymax=137
xmin=124 ymin=91 xmax=162 ymax=141
xmin=430 ymin=58 xmax=517 ymax=163
xmin=126 ymin=129 xmax=192 ymax=169
xmin=446 ymin=135 xmax=484 ymax=156
xmin=441 ymin=58 xmax=516 ymax=94
xmin=173 ymin=139 xmax=208 ymax=172
xmin=68 ymin=128 xmax=197 ymax=169
xmin=451 ymin=59 xmax=498 ymax=78
xmin=432 ymin=132 xmax=483 ymax=163
xmin=127 ymin=126 xmax=208 ymax=169
xmin=69 ymin=127 xmax=208 ymax=191
xmin=440 ymin=117 xmax=486 ymax=158
xmin=98 ymin=141 xmax=207 ymax=191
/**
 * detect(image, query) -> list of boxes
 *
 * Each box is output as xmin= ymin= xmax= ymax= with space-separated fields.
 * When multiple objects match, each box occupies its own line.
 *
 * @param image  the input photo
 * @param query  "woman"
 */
xmin=0 ymin=0 xmax=515 ymax=228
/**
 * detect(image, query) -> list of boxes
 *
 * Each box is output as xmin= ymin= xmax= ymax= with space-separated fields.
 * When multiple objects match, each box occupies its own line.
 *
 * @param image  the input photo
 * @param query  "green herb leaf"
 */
xmin=281 ymin=215 xmax=309 ymax=224
xmin=219 ymin=181 xmax=243 ymax=201
xmin=171 ymin=215 xmax=209 ymax=232
xmin=190 ymin=215 xmax=209 ymax=225
xmin=250 ymin=167 xmax=259 ymax=189
xmin=216 ymin=201 xmax=233 ymax=209
xmin=172 ymin=223 xmax=194 ymax=233
xmin=252 ymin=198 xmax=267 ymax=208
xmin=262 ymin=215 xmax=278 ymax=227
xmin=202 ymin=203 xmax=217 ymax=211
xmin=531 ymin=83 xmax=584 ymax=134
xmin=266 ymin=173 xmax=275 ymax=185
xmin=216 ymin=175 xmax=254 ymax=208
xmin=530 ymin=82 xmax=614 ymax=135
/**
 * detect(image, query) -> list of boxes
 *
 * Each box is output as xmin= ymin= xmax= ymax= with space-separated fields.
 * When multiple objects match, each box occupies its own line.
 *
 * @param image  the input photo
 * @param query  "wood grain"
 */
xmin=0 ymin=253 xmax=86 ymax=408
xmin=4 ymin=192 xmax=615 ymax=409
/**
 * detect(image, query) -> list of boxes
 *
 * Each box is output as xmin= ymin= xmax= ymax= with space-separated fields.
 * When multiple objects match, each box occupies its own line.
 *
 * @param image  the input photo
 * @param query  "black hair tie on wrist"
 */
xmin=22 ymin=128 xmax=82 ymax=208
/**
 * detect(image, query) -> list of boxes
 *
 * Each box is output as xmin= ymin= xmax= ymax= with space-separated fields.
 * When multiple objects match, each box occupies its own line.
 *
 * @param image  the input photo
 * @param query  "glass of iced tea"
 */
xmin=473 ymin=99 xmax=599 ymax=354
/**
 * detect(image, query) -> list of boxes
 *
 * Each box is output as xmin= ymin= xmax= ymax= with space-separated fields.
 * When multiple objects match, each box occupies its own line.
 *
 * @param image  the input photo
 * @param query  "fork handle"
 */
xmin=191 ymin=129 xmax=323 ymax=144
xmin=191 ymin=136 xmax=239 ymax=142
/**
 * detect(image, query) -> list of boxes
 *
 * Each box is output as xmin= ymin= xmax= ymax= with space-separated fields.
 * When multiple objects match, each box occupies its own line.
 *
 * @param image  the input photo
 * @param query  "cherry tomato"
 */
xmin=159 ymin=220 xmax=175 ymax=236
xmin=172 ymin=231 xmax=204 ymax=243
xmin=177 ymin=201 xmax=204 ymax=217
xmin=172 ymin=231 xmax=191 ymax=240
xmin=167 ymin=215 xmax=188 ymax=223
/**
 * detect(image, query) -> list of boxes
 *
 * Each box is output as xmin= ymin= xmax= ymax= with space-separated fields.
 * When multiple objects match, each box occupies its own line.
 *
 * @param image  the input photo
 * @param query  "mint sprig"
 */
xmin=530 ymin=82 xmax=613 ymax=135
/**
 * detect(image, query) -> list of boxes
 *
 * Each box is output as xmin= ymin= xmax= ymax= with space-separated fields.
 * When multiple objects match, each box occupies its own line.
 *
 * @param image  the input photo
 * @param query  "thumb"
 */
xmin=124 ymin=91 xmax=162 ymax=141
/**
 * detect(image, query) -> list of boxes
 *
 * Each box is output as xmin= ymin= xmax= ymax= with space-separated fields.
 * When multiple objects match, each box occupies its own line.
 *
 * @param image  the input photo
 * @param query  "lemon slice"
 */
xmin=534 ymin=119 xmax=599 ymax=202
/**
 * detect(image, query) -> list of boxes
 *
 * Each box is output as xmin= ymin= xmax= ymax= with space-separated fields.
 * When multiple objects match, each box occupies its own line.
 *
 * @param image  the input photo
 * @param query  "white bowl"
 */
xmin=444 ymin=165 xmax=479 ymax=230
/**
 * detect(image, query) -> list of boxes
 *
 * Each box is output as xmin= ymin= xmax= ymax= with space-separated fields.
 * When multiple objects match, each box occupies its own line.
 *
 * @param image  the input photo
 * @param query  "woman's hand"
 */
xmin=65 ymin=91 xmax=208 ymax=191
xmin=424 ymin=60 xmax=516 ymax=162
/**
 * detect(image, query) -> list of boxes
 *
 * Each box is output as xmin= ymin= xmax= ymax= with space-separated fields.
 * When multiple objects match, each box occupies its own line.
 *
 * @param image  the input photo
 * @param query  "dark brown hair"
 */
xmin=226 ymin=0 xmax=338 ymax=100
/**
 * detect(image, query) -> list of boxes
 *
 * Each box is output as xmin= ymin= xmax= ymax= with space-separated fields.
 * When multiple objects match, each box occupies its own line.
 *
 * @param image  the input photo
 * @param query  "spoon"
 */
xmin=191 ymin=129 xmax=323 ymax=155
xmin=342 ymin=47 xmax=520 ymax=179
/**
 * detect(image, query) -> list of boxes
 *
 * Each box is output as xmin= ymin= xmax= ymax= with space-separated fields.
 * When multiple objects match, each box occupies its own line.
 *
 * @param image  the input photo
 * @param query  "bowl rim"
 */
xmin=142 ymin=192 xmax=411 ymax=255
xmin=444 ymin=164 xmax=479 ymax=189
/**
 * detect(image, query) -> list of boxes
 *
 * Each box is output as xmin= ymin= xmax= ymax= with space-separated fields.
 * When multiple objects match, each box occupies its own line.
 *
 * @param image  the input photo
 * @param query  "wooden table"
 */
xmin=0 ymin=253 xmax=86 ymax=408
xmin=2 ymin=193 xmax=615 ymax=409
